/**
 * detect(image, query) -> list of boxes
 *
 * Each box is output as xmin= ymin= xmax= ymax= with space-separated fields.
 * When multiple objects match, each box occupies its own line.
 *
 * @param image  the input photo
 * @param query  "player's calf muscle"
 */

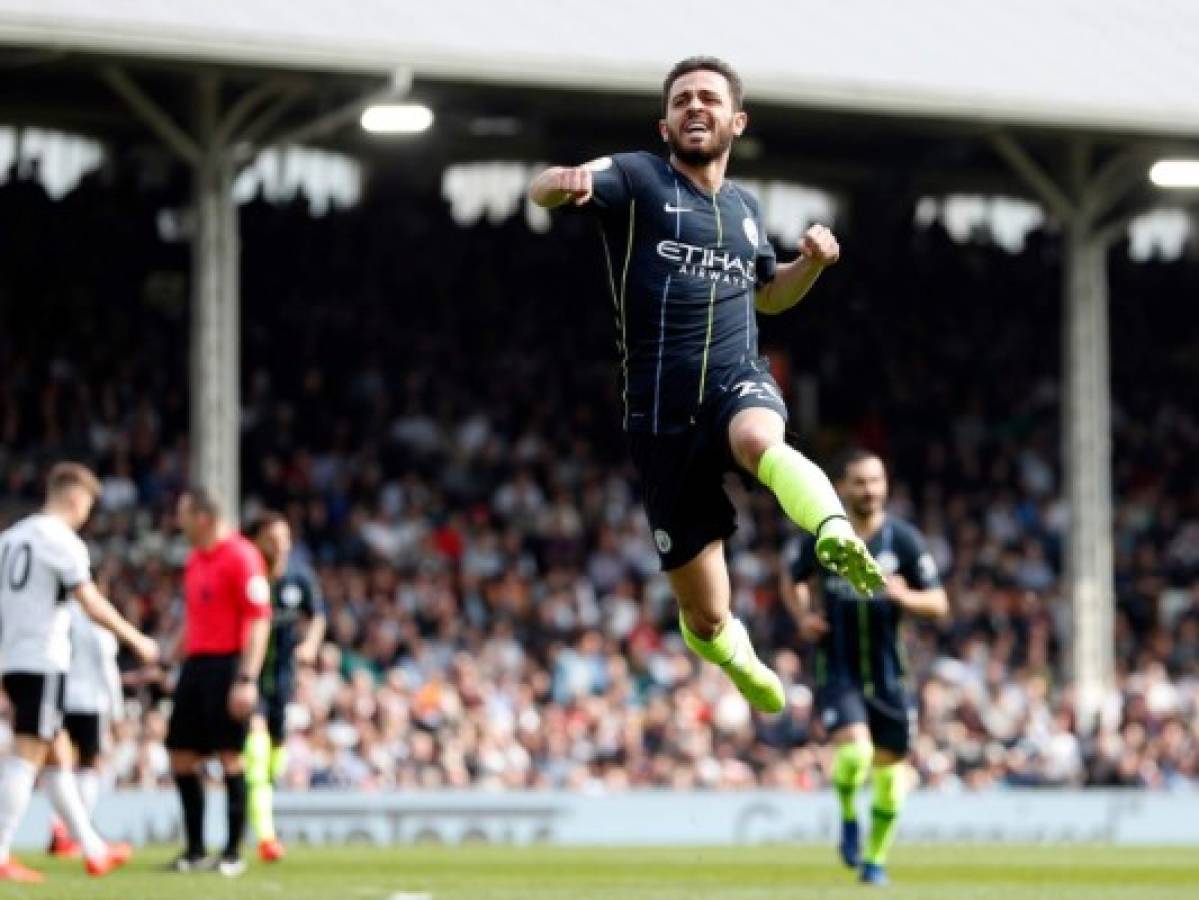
xmin=668 ymin=544 xmax=730 ymax=638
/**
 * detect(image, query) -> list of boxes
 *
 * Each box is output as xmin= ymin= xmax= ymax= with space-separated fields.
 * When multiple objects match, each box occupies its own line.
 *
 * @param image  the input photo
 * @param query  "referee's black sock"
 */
xmin=223 ymin=772 xmax=248 ymax=859
xmin=174 ymin=773 xmax=206 ymax=859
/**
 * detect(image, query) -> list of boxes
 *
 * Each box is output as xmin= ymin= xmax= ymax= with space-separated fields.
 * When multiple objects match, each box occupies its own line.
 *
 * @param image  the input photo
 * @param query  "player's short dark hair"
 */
xmin=663 ymin=56 xmax=744 ymax=112
xmin=832 ymin=447 xmax=883 ymax=481
xmin=182 ymin=485 xmax=223 ymax=519
xmin=46 ymin=462 xmax=102 ymax=500
xmin=251 ymin=509 xmax=288 ymax=537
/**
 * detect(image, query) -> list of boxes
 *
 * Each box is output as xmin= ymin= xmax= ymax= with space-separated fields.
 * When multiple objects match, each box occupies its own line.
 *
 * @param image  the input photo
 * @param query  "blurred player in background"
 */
xmin=46 ymin=597 xmax=124 ymax=857
xmin=789 ymin=449 xmax=948 ymax=886
xmin=166 ymin=488 xmax=271 ymax=877
xmin=244 ymin=511 xmax=325 ymax=862
xmin=529 ymin=56 xmax=882 ymax=716
xmin=0 ymin=463 xmax=158 ymax=883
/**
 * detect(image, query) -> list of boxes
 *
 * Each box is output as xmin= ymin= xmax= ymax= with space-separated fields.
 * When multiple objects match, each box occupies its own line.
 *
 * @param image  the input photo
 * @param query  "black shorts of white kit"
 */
xmin=63 ymin=712 xmax=102 ymax=765
xmin=818 ymin=679 xmax=914 ymax=756
xmin=2 ymin=671 xmax=66 ymax=742
xmin=627 ymin=358 xmax=788 ymax=571
xmin=165 ymin=653 xmax=248 ymax=755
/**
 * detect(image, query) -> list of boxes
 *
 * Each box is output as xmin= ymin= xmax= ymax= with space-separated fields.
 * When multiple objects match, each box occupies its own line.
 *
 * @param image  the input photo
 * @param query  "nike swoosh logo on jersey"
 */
xmin=664 ymin=203 xmax=692 ymax=213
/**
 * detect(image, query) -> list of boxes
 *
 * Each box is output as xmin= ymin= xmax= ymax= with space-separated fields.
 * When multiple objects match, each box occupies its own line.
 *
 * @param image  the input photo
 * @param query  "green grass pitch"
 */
xmin=3 ymin=845 xmax=1196 ymax=899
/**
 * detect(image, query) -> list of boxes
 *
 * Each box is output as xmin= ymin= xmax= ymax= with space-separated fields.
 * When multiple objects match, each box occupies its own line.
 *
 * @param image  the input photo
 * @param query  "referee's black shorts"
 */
xmin=166 ymin=653 xmax=248 ymax=754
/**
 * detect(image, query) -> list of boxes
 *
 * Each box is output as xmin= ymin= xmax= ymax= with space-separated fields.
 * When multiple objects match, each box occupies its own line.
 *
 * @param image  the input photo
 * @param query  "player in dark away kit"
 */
xmin=244 ymin=511 xmax=325 ymax=862
xmin=789 ymin=449 xmax=948 ymax=886
xmin=529 ymin=56 xmax=883 ymax=714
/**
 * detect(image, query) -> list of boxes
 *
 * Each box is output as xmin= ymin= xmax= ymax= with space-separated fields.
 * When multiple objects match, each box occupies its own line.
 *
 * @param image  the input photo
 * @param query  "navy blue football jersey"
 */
xmin=792 ymin=516 xmax=941 ymax=692
xmin=587 ymin=151 xmax=777 ymax=434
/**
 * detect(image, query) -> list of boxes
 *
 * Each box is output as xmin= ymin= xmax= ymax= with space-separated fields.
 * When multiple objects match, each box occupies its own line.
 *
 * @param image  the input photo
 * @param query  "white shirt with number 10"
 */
xmin=0 ymin=513 xmax=91 ymax=674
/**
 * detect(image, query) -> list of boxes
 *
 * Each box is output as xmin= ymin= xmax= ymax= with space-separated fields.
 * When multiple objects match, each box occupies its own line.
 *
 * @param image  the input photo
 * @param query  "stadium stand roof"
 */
xmin=2 ymin=0 xmax=1199 ymax=138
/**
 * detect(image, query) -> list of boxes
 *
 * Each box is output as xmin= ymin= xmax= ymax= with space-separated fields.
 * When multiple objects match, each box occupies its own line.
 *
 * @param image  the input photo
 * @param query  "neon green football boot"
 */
xmin=816 ymin=516 xmax=885 ymax=598
xmin=681 ymin=615 xmax=785 ymax=713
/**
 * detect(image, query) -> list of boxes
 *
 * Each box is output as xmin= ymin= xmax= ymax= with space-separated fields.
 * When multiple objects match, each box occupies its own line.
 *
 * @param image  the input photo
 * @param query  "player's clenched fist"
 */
xmin=800 ymin=224 xmax=840 ymax=267
xmin=557 ymin=167 xmax=593 ymax=205
xmin=530 ymin=166 xmax=594 ymax=207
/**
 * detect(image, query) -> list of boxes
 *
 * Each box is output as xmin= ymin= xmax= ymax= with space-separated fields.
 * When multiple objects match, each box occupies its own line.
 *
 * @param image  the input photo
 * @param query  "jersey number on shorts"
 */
xmin=733 ymin=380 xmax=782 ymax=404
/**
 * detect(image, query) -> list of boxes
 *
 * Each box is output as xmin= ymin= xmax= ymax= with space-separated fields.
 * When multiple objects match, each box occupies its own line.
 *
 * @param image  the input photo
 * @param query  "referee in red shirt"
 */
xmin=166 ymin=488 xmax=271 ymax=876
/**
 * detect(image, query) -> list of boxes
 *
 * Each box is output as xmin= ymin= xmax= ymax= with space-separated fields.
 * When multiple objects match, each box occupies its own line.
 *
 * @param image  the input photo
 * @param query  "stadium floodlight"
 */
xmin=1149 ymin=159 xmax=1199 ymax=189
xmin=361 ymin=104 xmax=434 ymax=135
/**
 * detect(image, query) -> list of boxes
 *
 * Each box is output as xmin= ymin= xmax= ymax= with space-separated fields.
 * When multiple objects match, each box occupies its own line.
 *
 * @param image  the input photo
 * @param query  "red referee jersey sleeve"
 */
xmin=234 ymin=539 xmax=272 ymax=620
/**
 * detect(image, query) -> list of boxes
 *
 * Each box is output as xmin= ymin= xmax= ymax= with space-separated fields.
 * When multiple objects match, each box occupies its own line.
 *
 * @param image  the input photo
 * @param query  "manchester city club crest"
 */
xmin=654 ymin=529 xmax=673 ymax=554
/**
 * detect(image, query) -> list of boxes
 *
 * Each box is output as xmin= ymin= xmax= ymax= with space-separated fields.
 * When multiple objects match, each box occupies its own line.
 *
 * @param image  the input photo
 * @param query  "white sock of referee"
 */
xmin=77 ymin=768 xmax=101 ymax=816
xmin=45 ymin=768 xmax=106 ymax=859
xmin=0 ymin=756 xmax=39 ymax=863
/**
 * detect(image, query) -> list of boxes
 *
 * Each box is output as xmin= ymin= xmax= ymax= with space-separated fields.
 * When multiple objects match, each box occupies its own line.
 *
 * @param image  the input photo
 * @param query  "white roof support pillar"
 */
xmin=988 ymin=134 xmax=1159 ymax=735
xmin=101 ymin=64 xmax=394 ymax=522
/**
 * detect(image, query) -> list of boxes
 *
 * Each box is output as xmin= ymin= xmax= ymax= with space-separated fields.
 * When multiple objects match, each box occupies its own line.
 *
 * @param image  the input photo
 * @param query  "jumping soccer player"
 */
xmin=0 ymin=462 xmax=158 ymax=883
xmin=529 ymin=56 xmax=883 ymax=714
xmin=789 ymin=448 xmax=948 ymax=886
xmin=244 ymin=511 xmax=325 ymax=862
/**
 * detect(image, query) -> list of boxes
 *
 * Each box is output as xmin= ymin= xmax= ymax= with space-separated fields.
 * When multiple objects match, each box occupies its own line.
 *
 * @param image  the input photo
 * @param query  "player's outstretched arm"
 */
xmin=756 ymin=224 xmax=840 ymax=315
xmin=528 ymin=166 xmax=593 ymax=209
xmin=73 ymin=581 xmax=159 ymax=664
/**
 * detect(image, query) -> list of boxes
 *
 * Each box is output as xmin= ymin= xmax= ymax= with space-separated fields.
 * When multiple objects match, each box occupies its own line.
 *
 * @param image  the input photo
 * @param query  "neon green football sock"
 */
xmin=678 ymin=613 xmax=740 ymax=666
xmin=244 ymin=731 xmax=276 ymax=842
xmin=832 ymin=742 xmax=873 ymax=823
xmin=756 ymin=445 xmax=847 ymax=535
xmin=865 ymin=762 xmax=909 ymax=865
xmin=269 ymin=744 xmax=289 ymax=783
xmin=679 ymin=613 xmax=785 ymax=713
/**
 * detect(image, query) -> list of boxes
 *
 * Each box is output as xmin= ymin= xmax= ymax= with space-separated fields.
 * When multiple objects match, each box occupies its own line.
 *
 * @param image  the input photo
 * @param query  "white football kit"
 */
xmin=0 ymin=513 xmax=91 ymax=739
xmin=0 ymin=513 xmax=91 ymax=674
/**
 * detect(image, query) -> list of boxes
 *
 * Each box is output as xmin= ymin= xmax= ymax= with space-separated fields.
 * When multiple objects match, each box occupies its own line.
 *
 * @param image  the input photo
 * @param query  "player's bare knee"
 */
xmin=728 ymin=409 xmax=784 ymax=470
xmin=833 ymin=724 xmax=872 ymax=747
xmin=873 ymin=749 xmax=904 ymax=767
xmin=676 ymin=603 xmax=726 ymax=640
xmin=16 ymin=736 xmax=51 ymax=767
xmin=219 ymin=751 xmax=245 ymax=774
xmin=675 ymin=590 xmax=723 ymax=636
xmin=679 ymin=604 xmax=725 ymax=639
xmin=170 ymin=749 xmax=200 ymax=775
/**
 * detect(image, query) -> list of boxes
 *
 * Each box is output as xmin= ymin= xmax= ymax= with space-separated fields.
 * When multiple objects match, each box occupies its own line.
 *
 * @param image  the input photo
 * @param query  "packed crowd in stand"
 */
xmin=1 ymin=162 xmax=1196 ymax=792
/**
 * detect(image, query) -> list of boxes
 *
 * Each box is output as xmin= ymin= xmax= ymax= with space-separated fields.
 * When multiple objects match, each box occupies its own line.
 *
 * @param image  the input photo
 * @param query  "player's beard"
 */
xmin=849 ymin=496 xmax=882 ymax=519
xmin=666 ymin=119 xmax=736 ymax=166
